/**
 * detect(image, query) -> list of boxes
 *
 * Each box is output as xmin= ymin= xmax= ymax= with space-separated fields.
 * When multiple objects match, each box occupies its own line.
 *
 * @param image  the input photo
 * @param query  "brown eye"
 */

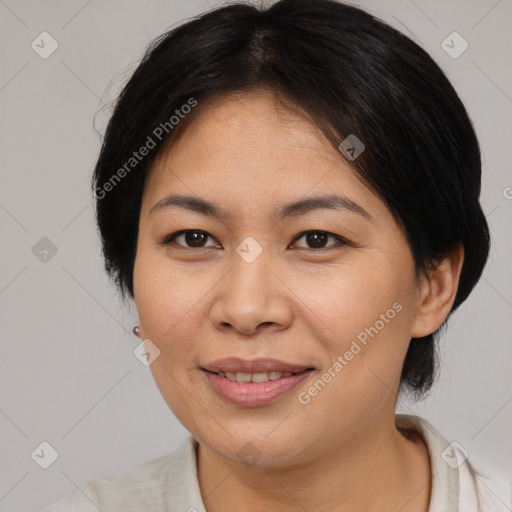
xmin=292 ymin=231 xmax=347 ymax=250
xmin=162 ymin=229 xmax=349 ymax=251
xmin=162 ymin=230 xmax=218 ymax=248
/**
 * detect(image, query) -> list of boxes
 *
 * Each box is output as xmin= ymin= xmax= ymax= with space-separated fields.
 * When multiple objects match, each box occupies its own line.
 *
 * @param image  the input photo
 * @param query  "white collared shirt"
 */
xmin=42 ymin=414 xmax=510 ymax=511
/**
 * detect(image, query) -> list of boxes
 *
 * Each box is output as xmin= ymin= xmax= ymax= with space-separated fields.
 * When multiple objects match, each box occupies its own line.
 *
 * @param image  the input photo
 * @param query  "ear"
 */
xmin=410 ymin=243 xmax=464 ymax=338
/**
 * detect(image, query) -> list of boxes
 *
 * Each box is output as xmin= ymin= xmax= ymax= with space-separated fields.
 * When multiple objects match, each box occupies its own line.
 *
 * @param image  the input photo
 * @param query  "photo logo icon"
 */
xmin=31 ymin=32 xmax=59 ymax=59
xmin=236 ymin=442 xmax=262 ymax=466
xmin=236 ymin=236 xmax=263 ymax=264
xmin=134 ymin=338 xmax=161 ymax=366
xmin=338 ymin=134 xmax=365 ymax=161
xmin=32 ymin=237 xmax=58 ymax=263
xmin=441 ymin=441 xmax=469 ymax=469
xmin=441 ymin=32 xmax=468 ymax=59
xmin=31 ymin=441 xmax=59 ymax=469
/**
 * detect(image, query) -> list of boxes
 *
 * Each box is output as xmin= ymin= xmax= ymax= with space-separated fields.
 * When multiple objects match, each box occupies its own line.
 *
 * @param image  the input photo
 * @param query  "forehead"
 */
xmin=157 ymin=89 xmax=335 ymax=166
xmin=141 ymin=89 xmax=382 ymax=220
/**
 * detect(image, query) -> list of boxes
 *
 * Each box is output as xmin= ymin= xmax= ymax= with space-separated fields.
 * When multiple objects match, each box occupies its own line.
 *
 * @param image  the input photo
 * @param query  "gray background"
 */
xmin=0 ymin=0 xmax=511 ymax=510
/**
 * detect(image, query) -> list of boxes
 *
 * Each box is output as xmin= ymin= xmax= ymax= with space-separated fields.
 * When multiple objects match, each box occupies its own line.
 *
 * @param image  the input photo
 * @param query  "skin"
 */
xmin=133 ymin=88 xmax=464 ymax=512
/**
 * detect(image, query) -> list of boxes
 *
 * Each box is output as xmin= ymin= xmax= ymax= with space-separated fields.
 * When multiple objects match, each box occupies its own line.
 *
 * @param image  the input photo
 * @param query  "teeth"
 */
xmin=237 ymin=372 xmax=252 ymax=383
xmin=251 ymin=372 xmax=269 ymax=383
xmin=218 ymin=371 xmax=297 ymax=382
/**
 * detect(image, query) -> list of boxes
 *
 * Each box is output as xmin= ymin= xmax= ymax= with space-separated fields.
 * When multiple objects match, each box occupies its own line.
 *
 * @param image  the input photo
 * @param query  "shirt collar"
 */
xmin=396 ymin=414 xmax=461 ymax=511
xmin=166 ymin=414 xmax=479 ymax=511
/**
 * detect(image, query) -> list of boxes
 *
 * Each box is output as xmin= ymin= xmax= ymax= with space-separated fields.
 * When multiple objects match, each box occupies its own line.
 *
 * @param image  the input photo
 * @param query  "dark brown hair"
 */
xmin=92 ymin=0 xmax=490 ymax=399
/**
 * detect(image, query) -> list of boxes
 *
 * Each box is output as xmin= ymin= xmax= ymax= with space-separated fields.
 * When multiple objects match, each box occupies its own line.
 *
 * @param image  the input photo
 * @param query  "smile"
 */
xmin=216 ymin=371 xmax=297 ymax=382
xmin=202 ymin=367 xmax=314 ymax=407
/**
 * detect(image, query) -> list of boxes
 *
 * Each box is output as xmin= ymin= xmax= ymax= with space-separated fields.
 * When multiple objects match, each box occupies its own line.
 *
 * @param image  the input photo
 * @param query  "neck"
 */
xmin=197 ymin=414 xmax=431 ymax=512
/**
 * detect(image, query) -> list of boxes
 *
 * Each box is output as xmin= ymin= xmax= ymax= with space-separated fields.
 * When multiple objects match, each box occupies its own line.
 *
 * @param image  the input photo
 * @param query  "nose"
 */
xmin=209 ymin=249 xmax=293 ymax=336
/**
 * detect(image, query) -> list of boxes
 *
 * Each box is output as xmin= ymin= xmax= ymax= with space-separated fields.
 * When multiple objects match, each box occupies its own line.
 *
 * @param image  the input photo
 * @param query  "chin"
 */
xmin=196 ymin=427 xmax=309 ymax=469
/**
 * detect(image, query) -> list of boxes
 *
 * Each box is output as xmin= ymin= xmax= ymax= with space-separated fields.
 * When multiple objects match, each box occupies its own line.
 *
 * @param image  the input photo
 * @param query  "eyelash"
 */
xmin=160 ymin=230 xmax=351 ymax=252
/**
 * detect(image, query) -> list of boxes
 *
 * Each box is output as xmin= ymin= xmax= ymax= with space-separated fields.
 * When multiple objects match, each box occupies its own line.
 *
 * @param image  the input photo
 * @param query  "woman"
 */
xmin=43 ymin=0 xmax=505 ymax=510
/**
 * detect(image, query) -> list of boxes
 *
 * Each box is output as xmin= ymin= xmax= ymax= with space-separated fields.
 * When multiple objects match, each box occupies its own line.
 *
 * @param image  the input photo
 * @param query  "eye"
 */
xmin=290 ymin=230 xmax=349 ymax=250
xmin=161 ymin=229 xmax=350 ymax=251
xmin=161 ymin=230 xmax=219 ymax=249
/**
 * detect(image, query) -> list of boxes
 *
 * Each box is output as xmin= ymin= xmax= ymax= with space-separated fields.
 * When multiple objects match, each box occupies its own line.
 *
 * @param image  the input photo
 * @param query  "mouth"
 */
xmin=200 ymin=358 xmax=315 ymax=407
xmin=201 ymin=357 xmax=314 ymax=375
xmin=204 ymin=369 xmax=311 ymax=383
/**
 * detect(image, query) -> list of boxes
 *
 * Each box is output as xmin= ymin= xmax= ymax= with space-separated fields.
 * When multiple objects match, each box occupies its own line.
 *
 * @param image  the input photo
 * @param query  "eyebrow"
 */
xmin=149 ymin=193 xmax=371 ymax=221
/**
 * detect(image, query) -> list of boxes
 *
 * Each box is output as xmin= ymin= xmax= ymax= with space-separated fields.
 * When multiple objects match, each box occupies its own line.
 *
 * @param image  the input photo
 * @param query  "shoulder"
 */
xmin=396 ymin=414 xmax=511 ymax=512
xmin=41 ymin=438 xmax=193 ymax=512
xmin=470 ymin=469 xmax=511 ymax=512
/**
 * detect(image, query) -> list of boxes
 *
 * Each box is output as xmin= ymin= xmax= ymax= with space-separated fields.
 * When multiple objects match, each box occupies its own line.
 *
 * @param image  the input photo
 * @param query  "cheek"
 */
xmin=133 ymin=246 xmax=219 ymax=342
xmin=295 ymin=261 xmax=417 ymax=394
xmin=132 ymin=247 xmax=214 ymax=423
xmin=294 ymin=261 xmax=411 ymax=342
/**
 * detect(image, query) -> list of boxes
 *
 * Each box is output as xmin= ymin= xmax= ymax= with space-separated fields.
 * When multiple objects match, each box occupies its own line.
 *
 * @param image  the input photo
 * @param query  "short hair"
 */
xmin=92 ymin=0 xmax=490 ymax=399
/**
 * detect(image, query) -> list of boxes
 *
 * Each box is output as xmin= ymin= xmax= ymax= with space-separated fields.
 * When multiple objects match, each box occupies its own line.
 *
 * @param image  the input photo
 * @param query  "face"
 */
xmin=133 ymin=89 xmax=426 ymax=468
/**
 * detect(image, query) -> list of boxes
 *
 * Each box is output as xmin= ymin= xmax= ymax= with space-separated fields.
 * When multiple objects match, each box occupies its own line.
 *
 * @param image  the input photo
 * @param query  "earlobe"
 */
xmin=410 ymin=243 xmax=465 ymax=338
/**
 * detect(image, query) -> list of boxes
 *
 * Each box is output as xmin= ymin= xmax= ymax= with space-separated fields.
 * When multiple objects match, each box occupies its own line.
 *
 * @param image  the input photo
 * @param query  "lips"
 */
xmin=203 ymin=370 xmax=313 ymax=406
xmin=217 ymin=371 xmax=296 ymax=383
xmin=201 ymin=357 xmax=313 ymax=374
xmin=201 ymin=358 xmax=315 ymax=407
